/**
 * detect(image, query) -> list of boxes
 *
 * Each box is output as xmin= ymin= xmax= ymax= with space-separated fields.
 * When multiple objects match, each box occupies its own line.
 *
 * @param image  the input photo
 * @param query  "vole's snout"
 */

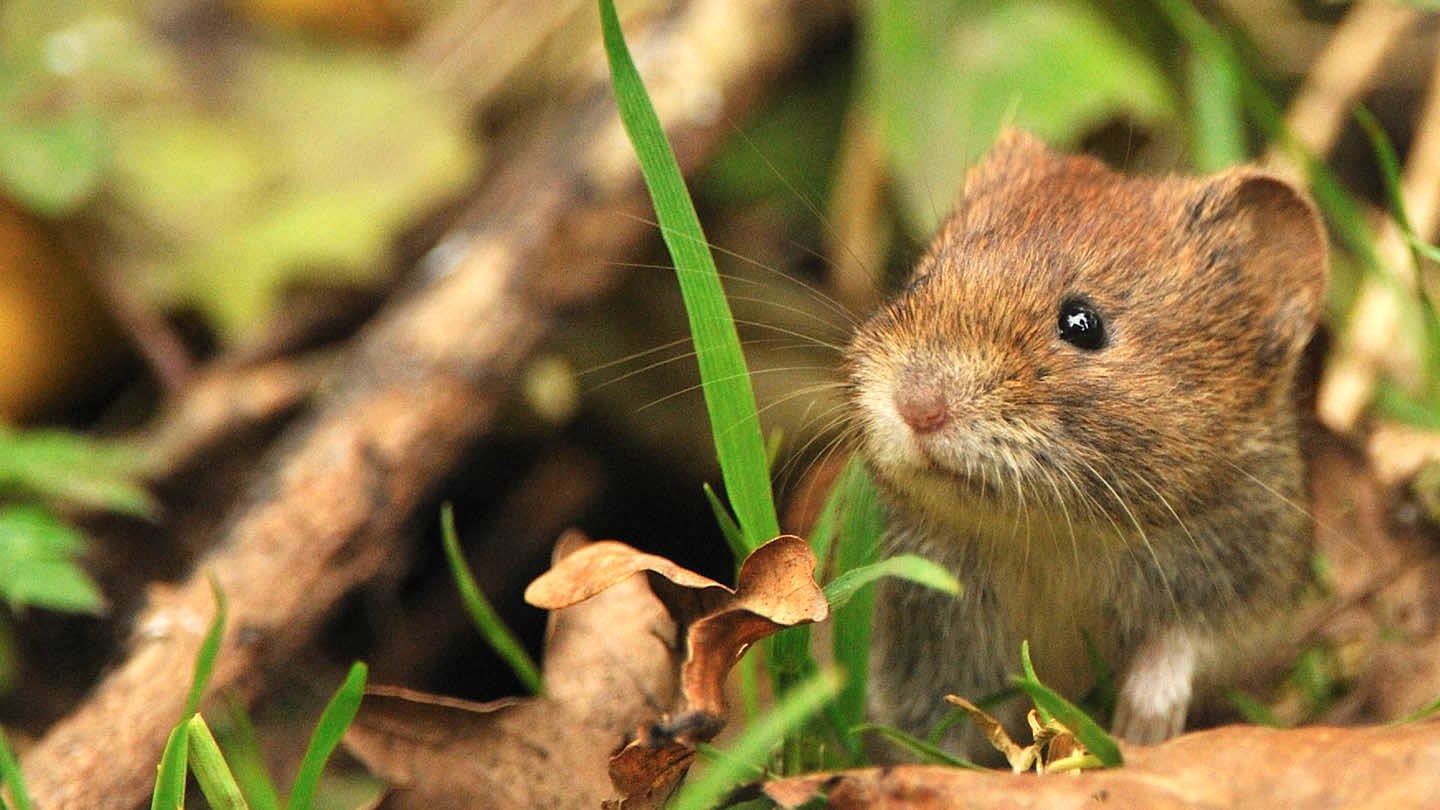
xmin=893 ymin=372 xmax=950 ymax=435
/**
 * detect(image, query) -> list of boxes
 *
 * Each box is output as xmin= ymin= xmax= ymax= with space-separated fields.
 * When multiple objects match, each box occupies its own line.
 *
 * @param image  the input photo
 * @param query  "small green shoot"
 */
xmin=702 ymin=483 xmax=748 ymax=564
xmin=1185 ymin=45 xmax=1246 ymax=171
xmin=598 ymin=0 xmax=780 ymax=552
xmin=439 ymin=504 xmax=542 ymax=695
xmin=151 ymin=724 xmax=189 ymax=810
xmin=284 ymin=662 xmax=367 ymax=810
xmin=1393 ymin=694 xmax=1440 ymax=725
xmin=187 ymin=715 xmax=250 ymax=810
xmin=670 ymin=668 xmax=843 ymax=810
xmin=186 ymin=573 xmax=229 ymax=718
xmin=220 ymin=699 xmax=283 ymax=810
xmin=0 ymin=725 xmax=31 ymax=810
xmin=853 ymin=724 xmax=982 ymax=769
xmin=1224 ymin=687 xmax=1288 ymax=728
xmin=1014 ymin=641 xmax=1122 ymax=767
xmin=823 ymin=554 xmax=959 ymax=611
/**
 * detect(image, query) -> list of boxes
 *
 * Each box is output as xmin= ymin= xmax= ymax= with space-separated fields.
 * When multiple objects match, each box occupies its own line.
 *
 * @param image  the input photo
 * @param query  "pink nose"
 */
xmin=894 ymin=382 xmax=949 ymax=434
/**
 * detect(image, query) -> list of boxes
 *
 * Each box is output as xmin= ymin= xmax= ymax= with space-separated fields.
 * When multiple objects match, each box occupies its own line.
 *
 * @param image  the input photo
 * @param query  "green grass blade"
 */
xmin=1186 ymin=44 xmax=1246 ymax=170
xmin=670 ymin=668 xmax=842 ymax=810
xmin=0 ymin=726 xmax=31 ymax=810
xmin=187 ymin=715 xmax=250 ymax=810
xmin=702 ymin=483 xmax=748 ymax=565
xmin=1223 ymin=687 xmax=1287 ymax=728
xmin=221 ymin=699 xmax=283 ymax=810
xmin=599 ymin=0 xmax=780 ymax=550
xmin=1393 ymin=693 xmax=1440 ymax=725
xmin=853 ymin=724 xmax=982 ymax=770
xmin=285 ymin=662 xmax=367 ymax=810
xmin=1015 ymin=642 xmax=1122 ymax=767
xmin=824 ymin=554 xmax=959 ymax=611
xmin=185 ymin=573 xmax=229 ymax=719
xmin=827 ymin=459 xmax=886 ymax=758
xmin=151 ymin=723 xmax=189 ymax=810
xmin=439 ymin=504 xmax=542 ymax=695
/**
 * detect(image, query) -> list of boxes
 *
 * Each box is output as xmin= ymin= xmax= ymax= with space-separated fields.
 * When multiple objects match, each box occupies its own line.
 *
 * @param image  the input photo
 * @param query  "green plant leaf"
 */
xmin=1223 ymin=687 xmax=1287 ymax=728
xmin=599 ymin=0 xmax=780 ymax=551
xmin=1186 ymin=44 xmax=1246 ymax=170
xmin=0 ymin=430 xmax=153 ymax=517
xmin=150 ymin=723 xmax=189 ymax=810
xmin=285 ymin=662 xmax=367 ymax=810
xmin=703 ymin=482 xmax=748 ymax=565
xmin=219 ymin=699 xmax=282 ymax=810
xmin=1014 ymin=641 xmax=1122 ymax=767
xmin=440 ymin=504 xmax=542 ymax=695
xmin=864 ymin=0 xmax=1174 ymax=235
xmin=184 ymin=574 xmax=229 ymax=719
xmin=0 ymin=505 xmax=105 ymax=614
xmin=187 ymin=715 xmax=250 ymax=810
xmin=0 ymin=725 xmax=32 ymax=810
xmin=670 ymin=669 xmax=843 ymax=810
xmin=0 ymin=93 xmax=108 ymax=215
xmin=854 ymin=724 xmax=982 ymax=769
xmin=824 ymin=554 xmax=958 ymax=612
xmin=826 ymin=458 xmax=888 ymax=758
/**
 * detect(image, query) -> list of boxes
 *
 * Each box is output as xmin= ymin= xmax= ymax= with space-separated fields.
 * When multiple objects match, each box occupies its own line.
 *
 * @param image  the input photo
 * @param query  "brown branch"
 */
xmin=1318 ymin=33 xmax=1440 ymax=433
xmin=16 ymin=2 xmax=845 ymax=807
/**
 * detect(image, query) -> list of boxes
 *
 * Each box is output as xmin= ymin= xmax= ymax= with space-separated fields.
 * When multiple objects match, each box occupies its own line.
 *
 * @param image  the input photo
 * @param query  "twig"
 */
xmin=1317 ymin=36 xmax=1440 ymax=433
xmin=1262 ymin=0 xmax=1419 ymax=179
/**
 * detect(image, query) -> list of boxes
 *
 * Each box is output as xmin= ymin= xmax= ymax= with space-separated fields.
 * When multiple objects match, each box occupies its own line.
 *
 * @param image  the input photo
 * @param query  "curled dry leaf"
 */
xmin=527 ymin=534 xmax=827 ymax=807
xmin=344 ymin=531 xmax=680 ymax=810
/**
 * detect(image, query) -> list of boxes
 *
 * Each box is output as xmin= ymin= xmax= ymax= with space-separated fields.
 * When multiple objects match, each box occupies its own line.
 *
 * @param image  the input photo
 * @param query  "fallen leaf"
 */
xmin=344 ymin=532 xmax=679 ymax=809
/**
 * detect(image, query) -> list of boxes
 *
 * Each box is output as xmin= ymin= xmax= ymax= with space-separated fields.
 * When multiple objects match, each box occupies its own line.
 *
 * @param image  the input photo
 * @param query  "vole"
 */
xmin=846 ymin=130 xmax=1327 ymax=752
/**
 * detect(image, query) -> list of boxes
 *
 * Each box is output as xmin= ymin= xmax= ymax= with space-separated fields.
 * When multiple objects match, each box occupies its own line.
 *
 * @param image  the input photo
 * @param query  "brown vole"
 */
xmin=846 ymin=130 xmax=1327 ymax=752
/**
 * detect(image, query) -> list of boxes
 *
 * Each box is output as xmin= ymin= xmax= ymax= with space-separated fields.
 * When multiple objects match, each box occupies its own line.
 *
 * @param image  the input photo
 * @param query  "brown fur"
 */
xmin=847 ymin=130 xmax=1327 ymax=756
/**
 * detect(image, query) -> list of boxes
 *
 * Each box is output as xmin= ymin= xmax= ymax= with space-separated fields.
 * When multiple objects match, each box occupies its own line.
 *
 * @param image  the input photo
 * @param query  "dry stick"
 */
xmin=1261 ymin=0 xmax=1419 ymax=180
xmin=17 ymin=2 xmax=842 ymax=807
xmin=1316 ymin=37 xmax=1440 ymax=434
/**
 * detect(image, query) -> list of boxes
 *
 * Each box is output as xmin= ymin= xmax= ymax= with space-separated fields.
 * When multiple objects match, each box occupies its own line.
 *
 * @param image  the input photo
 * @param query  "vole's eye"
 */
xmin=1058 ymin=297 xmax=1106 ymax=350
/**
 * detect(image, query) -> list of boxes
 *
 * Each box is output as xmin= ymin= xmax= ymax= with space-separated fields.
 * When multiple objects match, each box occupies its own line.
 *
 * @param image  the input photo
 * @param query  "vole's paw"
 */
xmin=1111 ymin=696 xmax=1186 ymax=744
xmin=1112 ymin=628 xmax=1197 ymax=745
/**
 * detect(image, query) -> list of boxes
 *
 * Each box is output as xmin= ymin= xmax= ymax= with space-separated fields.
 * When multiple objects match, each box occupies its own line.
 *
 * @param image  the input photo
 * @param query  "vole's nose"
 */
xmin=894 ymin=376 xmax=950 ymax=434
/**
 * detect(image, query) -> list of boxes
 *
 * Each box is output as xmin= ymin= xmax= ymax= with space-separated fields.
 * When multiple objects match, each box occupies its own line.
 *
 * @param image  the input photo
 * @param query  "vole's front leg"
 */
xmin=1111 ymin=628 xmax=1197 ymax=745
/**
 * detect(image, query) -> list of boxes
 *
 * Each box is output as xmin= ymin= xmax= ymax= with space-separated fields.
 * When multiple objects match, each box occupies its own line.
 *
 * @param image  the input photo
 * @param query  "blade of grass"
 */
xmin=150 ymin=724 xmax=189 ymax=810
xmin=1393 ymin=693 xmax=1440 ymax=725
xmin=186 ymin=573 xmax=229 ymax=719
xmin=1015 ymin=641 xmax=1122 ymax=767
xmin=1186 ymin=44 xmax=1246 ymax=170
xmin=827 ymin=459 xmax=884 ymax=757
xmin=439 ymin=504 xmax=542 ymax=695
xmin=853 ymin=724 xmax=983 ymax=769
xmin=221 ymin=698 xmax=283 ymax=810
xmin=599 ymin=0 xmax=780 ymax=551
xmin=702 ymin=483 xmax=748 ymax=565
xmin=0 ymin=727 xmax=31 ymax=810
xmin=187 ymin=715 xmax=250 ymax=810
xmin=824 ymin=554 xmax=958 ymax=611
xmin=284 ymin=662 xmax=367 ymax=810
xmin=1223 ymin=687 xmax=1287 ymax=728
xmin=670 ymin=668 xmax=842 ymax=810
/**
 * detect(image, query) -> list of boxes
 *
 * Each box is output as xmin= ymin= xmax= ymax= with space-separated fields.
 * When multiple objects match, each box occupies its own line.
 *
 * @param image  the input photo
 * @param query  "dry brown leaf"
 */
xmin=528 ymin=534 xmax=826 ymax=805
xmin=943 ymin=695 xmax=1031 ymax=772
xmin=765 ymin=722 xmax=1440 ymax=809
xmin=344 ymin=532 xmax=679 ymax=809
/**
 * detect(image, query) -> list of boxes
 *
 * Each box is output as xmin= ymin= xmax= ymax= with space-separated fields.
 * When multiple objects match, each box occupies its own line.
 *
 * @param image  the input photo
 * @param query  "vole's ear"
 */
xmin=1190 ymin=170 xmax=1329 ymax=362
xmin=963 ymin=129 xmax=1057 ymax=195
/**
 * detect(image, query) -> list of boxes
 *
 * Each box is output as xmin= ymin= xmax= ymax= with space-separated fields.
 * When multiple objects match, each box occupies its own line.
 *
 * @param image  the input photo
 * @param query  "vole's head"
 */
xmin=846 ymin=131 xmax=1327 ymax=536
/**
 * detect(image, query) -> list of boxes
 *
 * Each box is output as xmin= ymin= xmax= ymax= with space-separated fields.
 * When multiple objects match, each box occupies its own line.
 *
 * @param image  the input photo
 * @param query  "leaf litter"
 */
xmin=343 ymin=531 xmax=827 ymax=808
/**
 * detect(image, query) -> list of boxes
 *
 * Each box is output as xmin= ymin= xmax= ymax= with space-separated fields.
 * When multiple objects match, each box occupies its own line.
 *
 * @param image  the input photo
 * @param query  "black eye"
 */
xmin=1058 ymin=297 xmax=1106 ymax=350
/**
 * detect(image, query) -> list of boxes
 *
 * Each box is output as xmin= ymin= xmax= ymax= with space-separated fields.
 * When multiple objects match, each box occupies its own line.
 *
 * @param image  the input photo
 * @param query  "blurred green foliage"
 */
xmin=0 ymin=0 xmax=479 ymax=340
xmin=860 ymin=0 xmax=1173 ymax=236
